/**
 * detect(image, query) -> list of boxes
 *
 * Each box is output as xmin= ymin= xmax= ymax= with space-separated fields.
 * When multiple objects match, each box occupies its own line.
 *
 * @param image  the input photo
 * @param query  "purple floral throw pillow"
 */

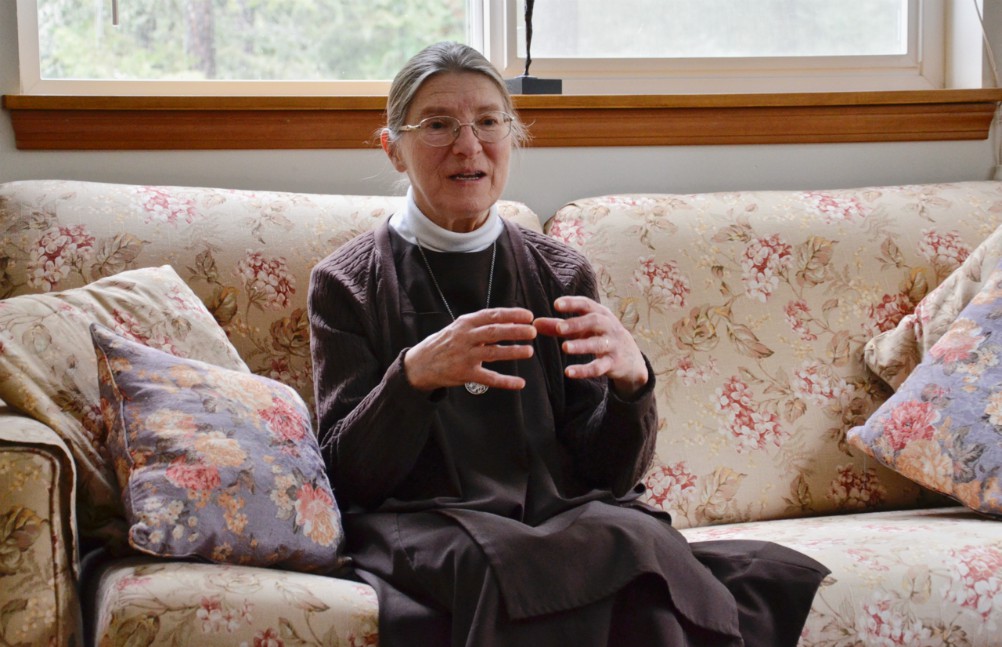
xmin=91 ymin=323 xmax=344 ymax=572
xmin=848 ymin=259 xmax=1002 ymax=517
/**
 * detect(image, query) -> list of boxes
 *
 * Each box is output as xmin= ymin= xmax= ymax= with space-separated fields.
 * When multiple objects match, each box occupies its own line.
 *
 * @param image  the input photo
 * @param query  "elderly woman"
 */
xmin=308 ymin=41 xmax=827 ymax=647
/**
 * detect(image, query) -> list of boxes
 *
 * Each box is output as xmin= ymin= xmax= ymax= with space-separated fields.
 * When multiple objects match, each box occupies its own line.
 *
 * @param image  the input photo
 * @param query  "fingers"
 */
xmin=459 ymin=308 xmax=537 ymax=343
xmin=559 ymin=333 xmax=616 ymax=381
xmin=535 ymin=304 xmax=617 ymax=374
xmin=466 ymin=321 xmax=538 ymax=346
xmin=405 ymin=308 xmax=537 ymax=392
xmin=531 ymin=316 xmax=563 ymax=337
xmin=564 ymin=354 xmax=614 ymax=380
xmin=537 ymin=296 xmax=649 ymax=395
xmin=562 ymin=333 xmax=613 ymax=357
xmin=534 ymin=313 xmax=605 ymax=339
xmin=471 ymin=340 xmax=535 ymax=363
xmin=553 ymin=295 xmax=602 ymax=316
xmin=469 ymin=366 xmax=527 ymax=391
xmin=465 ymin=307 xmax=535 ymax=326
xmin=536 ymin=297 xmax=609 ymax=337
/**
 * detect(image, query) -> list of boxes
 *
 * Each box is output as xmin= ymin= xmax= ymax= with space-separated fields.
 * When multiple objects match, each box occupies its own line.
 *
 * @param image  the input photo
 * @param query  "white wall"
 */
xmin=1 ymin=2 xmax=1000 ymax=221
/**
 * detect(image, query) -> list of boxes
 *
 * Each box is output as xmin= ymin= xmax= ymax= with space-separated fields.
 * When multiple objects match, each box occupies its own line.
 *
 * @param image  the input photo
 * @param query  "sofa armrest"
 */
xmin=0 ymin=403 xmax=82 ymax=646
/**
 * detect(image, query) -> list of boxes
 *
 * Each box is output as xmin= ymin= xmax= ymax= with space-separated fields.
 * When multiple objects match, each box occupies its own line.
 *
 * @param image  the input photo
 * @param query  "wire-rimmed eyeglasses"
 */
xmin=398 ymin=112 xmax=514 ymax=147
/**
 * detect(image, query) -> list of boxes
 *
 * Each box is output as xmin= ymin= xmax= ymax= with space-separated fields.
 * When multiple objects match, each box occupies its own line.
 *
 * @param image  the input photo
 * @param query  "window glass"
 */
xmin=19 ymin=0 xmax=949 ymax=95
xmin=37 ymin=0 xmax=467 ymax=81
xmin=518 ymin=0 xmax=908 ymax=59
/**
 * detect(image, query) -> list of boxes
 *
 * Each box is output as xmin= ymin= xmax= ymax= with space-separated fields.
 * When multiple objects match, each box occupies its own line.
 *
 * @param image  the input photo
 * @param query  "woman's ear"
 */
xmin=381 ymin=129 xmax=407 ymax=173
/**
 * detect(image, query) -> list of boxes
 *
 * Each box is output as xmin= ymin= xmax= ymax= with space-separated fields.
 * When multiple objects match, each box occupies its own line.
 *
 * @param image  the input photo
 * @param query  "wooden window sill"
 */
xmin=3 ymin=89 xmax=1000 ymax=150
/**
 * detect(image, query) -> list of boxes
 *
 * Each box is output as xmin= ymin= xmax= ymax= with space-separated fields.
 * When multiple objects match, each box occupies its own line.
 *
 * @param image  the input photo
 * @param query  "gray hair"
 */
xmin=383 ymin=41 xmax=528 ymax=147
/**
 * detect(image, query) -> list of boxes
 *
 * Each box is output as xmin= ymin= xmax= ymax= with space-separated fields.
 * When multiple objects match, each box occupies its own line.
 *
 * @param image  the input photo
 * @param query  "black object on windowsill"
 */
xmin=505 ymin=0 xmax=563 ymax=95
xmin=505 ymin=75 xmax=563 ymax=94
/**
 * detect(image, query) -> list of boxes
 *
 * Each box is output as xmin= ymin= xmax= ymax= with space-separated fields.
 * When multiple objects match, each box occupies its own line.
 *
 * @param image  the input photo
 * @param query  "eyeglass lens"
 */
xmin=412 ymin=114 xmax=511 ymax=146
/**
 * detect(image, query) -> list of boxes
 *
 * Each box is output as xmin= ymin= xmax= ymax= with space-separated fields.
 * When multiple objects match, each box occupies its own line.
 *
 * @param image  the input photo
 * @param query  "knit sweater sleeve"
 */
xmin=523 ymin=228 xmax=659 ymax=498
xmin=308 ymin=235 xmax=441 ymax=510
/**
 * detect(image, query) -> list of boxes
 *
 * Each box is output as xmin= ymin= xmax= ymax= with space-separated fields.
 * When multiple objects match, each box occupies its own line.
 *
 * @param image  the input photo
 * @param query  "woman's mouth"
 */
xmin=450 ymin=171 xmax=487 ymax=181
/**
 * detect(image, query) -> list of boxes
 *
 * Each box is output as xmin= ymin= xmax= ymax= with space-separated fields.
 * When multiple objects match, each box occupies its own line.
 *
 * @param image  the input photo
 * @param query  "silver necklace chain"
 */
xmin=415 ymin=239 xmax=497 ymax=395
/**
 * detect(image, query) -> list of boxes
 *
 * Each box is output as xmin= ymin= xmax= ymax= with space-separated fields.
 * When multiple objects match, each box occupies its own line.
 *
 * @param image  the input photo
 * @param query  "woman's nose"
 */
xmin=451 ymin=124 xmax=483 ymax=154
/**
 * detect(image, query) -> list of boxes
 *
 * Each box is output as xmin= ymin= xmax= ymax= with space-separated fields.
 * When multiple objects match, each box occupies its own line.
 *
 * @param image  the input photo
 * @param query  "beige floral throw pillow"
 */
xmin=865 ymin=223 xmax=1002 ymax=390
xmin=0 ymin=265 xmax=248 ymax=540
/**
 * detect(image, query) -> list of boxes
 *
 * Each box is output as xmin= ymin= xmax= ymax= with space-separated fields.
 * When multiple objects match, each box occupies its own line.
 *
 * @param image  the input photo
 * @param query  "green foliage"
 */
xmin=37 ymin=0 xmax=467 ymax=81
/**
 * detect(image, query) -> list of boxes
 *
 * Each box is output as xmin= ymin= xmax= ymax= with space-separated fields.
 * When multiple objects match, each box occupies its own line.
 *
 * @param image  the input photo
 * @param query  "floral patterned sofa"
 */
xmin=3 ymin=178 xmax=1002 ymax=646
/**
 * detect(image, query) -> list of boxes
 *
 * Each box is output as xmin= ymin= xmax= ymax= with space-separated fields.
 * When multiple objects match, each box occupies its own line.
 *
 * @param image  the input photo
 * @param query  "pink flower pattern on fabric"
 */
xmin=880 ymin=400 xmax=939 ymax=453
xmin=792 ymin=360 xmax=854 ymax=407
xmin=715 ymin=375 xmax=784 ymax=452
xmin=929 ymin=318 xmax=985 ymax=364
xmin=644 ymin=461 xmax=697 ymax=508
xmin=803 ymin=191 xmax=868 ymax=223
xmin=675 ymin=355 xmax=718 ymax=386
xmin=260 ymin=395 xmax=309 ymax=445
xmin=827 ymin=464 xmax=886 ymax=510
xmin=784 ymin=299 xmax=818 ymax=341
xmin=196 ymin=596 xmax=252 ymax=634
xmin=946 ymin=545 xmax=1002 ymax=629
xmin=294 ymin=483 xmax=341 ymax=548
xmin=869 ymin=293 xmax=914 ymax=334
xmin=27 ymin=225 xmax=95 ymax=291
xmin=634 ymin=257 xmax=690 ymax=309
xmin=140 ymin=187 xmax=200 ymax=226
xmin=238 ymin=251 xmax=296 ymax=310
xmin=547 ymin=216 xmax=587 ymax=248
xmin=166 ymin=457 xmax=222 ymax=492
xmin=920 ymin=229 xmax=971 ymax=276
xmin=741 ymin=235 xmax=792 ymax=302
xmin=857 ymin=591 xmax=932 ymax=645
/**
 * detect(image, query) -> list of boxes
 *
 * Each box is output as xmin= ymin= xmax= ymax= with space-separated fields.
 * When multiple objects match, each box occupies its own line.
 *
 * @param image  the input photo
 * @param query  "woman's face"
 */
xmin=384 ymin=72 xmax=512 ymax=233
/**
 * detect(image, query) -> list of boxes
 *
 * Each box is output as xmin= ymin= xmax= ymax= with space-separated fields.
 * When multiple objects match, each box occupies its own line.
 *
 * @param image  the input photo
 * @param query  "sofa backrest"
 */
xmin=547 ymin=181 xmax=1002 ymax=527
xmin=0 ymin=180 xmax=541 ymax=412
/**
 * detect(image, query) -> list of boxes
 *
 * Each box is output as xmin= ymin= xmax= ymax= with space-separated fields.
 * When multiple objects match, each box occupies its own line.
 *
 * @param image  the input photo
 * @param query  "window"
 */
xmin=8 ymin=0 xmax=998 ymax=152
xmin=518 ymin=0 xmax=909 ymax=58
xmin=19 ymin=0 xmax=475 ymax=95
xmin=17 ymin=0 xmax=969 ymax=96
xmin=490 ymin=0 xmax=948 ymax=93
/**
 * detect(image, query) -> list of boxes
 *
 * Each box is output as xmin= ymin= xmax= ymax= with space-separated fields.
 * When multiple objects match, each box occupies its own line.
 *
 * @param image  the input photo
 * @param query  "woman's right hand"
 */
xmin=403 ymin=307 xmax=537 ymax=392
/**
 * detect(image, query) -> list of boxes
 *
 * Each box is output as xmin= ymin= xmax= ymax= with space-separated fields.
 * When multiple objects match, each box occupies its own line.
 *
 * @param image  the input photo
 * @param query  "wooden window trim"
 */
xmin=3 ymin=89 xmax=1001 ymax=150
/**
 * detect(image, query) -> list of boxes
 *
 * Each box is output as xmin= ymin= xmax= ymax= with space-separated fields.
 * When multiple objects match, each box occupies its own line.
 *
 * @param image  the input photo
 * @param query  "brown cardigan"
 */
xmin=308 ymin=219 xmax=659 ymax=512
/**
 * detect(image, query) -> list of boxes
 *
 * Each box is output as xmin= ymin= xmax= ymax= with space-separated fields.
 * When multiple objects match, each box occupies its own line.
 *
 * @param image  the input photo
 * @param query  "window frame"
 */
xmin=18 ymin=0 xmax=952 ymax=97
xmin=15 ymin=0 xmax=485 ymax=96
xmin=485 ymin=0 xmax=945 ymax=94
xmin=6 ymin=0 xmax=999 ymax=151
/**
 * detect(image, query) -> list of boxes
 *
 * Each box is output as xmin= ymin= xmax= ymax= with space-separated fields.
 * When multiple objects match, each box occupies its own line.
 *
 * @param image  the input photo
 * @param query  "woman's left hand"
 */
xmin=533 ymin=296 xmax=648 ymax=399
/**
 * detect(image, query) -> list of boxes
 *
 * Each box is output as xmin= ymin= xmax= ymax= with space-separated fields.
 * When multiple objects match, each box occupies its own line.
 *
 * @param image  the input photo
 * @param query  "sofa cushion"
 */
xmin=865 ymin=222 xmax=1002 ymax=391
xmin=547 ymin=182 xmax=1002 ymax=526
xmin=92 ymin=323 xmax=343 ymax=572
xmin=0 ymin=265 xmax=249 ymax=541
xmin=680 ymin=507 xmax=1002 ymax=646
xmin=847 ymin=259 xmax=1002 ymax=517
xmin=89 ymin=558 xmax=377 ymax=647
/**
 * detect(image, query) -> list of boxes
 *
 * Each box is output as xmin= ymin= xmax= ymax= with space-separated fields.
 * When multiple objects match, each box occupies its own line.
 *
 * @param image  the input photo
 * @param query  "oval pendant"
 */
xmin=465 ymin=382 xmax=489 ymax=395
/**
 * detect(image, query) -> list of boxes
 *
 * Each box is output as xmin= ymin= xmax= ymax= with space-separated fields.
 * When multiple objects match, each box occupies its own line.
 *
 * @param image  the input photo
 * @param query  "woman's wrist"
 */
xmin=610 ymin=356 xmax=653 ymax=400
xmin=403 ymin=345 xmax=434 ymax=392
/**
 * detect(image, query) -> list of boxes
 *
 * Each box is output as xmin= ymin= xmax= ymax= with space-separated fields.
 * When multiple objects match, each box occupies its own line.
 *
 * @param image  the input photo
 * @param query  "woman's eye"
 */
xmin=478 ymin=116 xmax=500 ymax=128
xmin=424 ymin=119 xmax=452 ymax=131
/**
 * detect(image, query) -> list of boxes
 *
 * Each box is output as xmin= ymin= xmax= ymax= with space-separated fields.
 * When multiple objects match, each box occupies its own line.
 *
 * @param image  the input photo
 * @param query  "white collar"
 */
xmin=390 ymin=187 xmax=502 ymax=252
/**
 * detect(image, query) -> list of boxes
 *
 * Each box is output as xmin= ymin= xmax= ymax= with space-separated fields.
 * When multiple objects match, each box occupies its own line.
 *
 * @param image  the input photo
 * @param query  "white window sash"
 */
xmin=15 ymin=0 xmax=985 ymax=96
xmin=484 ymin=0 xmax=962 ymax=94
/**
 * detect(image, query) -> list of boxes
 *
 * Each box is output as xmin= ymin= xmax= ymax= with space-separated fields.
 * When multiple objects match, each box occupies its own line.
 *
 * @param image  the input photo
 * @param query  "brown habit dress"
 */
xmin=308 ymin=220 xmax=829 ymax=647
